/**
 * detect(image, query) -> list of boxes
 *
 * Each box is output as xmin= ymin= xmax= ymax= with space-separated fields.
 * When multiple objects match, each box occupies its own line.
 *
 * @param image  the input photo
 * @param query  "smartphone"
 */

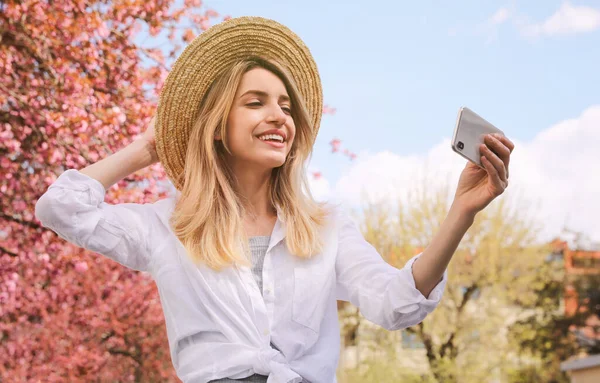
xmin=451 ymin=107 xmax=504 ymax=168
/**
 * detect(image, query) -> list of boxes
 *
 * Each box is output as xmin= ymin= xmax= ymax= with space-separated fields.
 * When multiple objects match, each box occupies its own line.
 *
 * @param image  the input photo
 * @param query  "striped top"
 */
xmin=249 ymin=236 xmax=270 ymax=294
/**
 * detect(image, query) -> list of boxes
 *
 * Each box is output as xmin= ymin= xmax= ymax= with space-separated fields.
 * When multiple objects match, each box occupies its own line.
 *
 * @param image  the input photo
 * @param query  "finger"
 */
xmin=481 ymin=156 xmax=505 ymax=192
xmin=484 ymin=135 xmax=511 ymax=167
xmin=493 ymin=133 xmax=515 ymax=153
xmin=485 ymin=134 xmax=512 ymax=179
xmin=493 ymin=134 xmax=514 ymax=178
xmin=480 ymin=143 xmax=508 ymax=182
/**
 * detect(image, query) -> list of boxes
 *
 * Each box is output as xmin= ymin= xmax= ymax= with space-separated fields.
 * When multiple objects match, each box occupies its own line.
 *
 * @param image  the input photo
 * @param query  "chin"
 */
xmin=265 ymin=159 xmax=286 ymax=169
xmin=259 ymin=155 xmax=287 ymax=169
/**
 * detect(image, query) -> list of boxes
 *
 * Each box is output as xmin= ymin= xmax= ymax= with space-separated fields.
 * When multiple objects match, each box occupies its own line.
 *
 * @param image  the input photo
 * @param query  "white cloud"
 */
xmin=479 ymin=6 xmax=514 ymax=44
xmin=334 ymin=144 xmax=463 ymax=208
xmin=327 ymin=105 xmax=600 ymax=244
xmin=516 ymin=105 xmax=600 ymax=241
xmin=520 ymin=2 xmax=600 ymax=37
xmin=490 ymin=7 xmax=511 ymax=25
xmin=307 ymin=170 xmax=331 ymax=201
xmin=478 ymin=2 xmax=600 ymax=41
xmin=447 ymin=26 xmax=459 ymax=37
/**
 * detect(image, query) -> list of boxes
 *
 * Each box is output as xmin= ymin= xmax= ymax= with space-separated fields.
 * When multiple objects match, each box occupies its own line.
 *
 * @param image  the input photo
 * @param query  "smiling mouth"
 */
xmin=257 ymin=134 xmax=285 ymax=143
xmin=259 ymin=139 xmax=285 ymax=147
xmin=254 ymin=135 xmax=285 ymax=148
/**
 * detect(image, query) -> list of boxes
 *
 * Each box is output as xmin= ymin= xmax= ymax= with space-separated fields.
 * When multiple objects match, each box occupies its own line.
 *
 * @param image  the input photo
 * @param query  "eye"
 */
xmin=281 ymin=106 xmax=292 ymax=114
xmin=247 ymin=102 xmax=262 ymax=107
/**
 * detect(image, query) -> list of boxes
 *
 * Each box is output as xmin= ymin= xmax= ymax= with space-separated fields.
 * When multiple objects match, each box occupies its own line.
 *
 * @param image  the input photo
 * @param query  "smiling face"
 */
xmin=221 ymin=67 xmax=296 ymax=174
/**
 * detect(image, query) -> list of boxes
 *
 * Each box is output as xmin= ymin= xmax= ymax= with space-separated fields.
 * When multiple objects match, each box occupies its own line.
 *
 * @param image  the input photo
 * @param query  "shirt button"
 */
xmin=263 ymin=329 xmax=269 ymax=335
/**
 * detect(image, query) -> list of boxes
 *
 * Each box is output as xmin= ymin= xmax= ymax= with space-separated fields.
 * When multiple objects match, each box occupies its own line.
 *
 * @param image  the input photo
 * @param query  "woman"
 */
xmin=35 ymin=17 xmax=514 ymax=383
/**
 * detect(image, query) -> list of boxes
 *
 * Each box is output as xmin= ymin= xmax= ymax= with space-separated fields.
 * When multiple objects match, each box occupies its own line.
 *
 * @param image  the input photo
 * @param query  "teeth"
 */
xmin=258 ymin=134 xmax=284 ymax=142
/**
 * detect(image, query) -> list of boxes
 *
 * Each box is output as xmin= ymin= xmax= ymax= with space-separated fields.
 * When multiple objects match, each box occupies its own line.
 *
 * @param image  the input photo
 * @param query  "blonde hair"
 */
xmin=170 ymin=57 xmax=330 ymax=271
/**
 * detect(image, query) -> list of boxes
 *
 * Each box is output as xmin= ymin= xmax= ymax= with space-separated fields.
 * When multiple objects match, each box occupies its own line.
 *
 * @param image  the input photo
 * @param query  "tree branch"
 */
xmin=0 ymin=212 xmax=41 ymax=230
xmin=458 ymin=284 xmax=479 ymax=314
xmin=439 ymin=333 xmax=456 ymax=359
xmin=0 ymin=245 xmax=18 ymax=257
xmin=107 ymin=348 xmax=142 ymax=366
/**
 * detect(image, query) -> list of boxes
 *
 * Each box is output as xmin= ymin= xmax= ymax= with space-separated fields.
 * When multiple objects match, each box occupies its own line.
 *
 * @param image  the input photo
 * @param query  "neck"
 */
xmin=229 ymin=162 xmax=276 ymax=219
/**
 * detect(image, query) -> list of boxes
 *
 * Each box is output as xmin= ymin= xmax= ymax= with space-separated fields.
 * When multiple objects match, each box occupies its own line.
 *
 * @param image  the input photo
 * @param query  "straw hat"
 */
xmin=155 ymin=16 xmax=323 ymax=190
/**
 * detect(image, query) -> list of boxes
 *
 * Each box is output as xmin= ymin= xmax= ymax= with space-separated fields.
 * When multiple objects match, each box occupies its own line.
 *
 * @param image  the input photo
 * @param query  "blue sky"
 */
xmin=203 ymin=0 xmax=599 ymax=182
xmin=140 ymin=1 xmax=600 ymax=243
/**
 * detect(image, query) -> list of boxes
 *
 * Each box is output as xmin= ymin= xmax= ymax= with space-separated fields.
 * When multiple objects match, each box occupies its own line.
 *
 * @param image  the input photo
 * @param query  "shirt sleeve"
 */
xmin=334 ymin=209 xmax=447 ymax=330
xmin=35 ymin=169 xmax=163 ymax=272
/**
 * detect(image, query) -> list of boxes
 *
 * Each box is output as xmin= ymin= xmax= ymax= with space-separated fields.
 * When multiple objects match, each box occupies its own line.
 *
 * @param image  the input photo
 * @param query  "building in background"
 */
xmin=554 ymin=232 xmax=600 ymax=383
xmin=560 ymin=354 xmax=600 ymax=383
xmin=553 ymin=233 xmax=600 ymax=349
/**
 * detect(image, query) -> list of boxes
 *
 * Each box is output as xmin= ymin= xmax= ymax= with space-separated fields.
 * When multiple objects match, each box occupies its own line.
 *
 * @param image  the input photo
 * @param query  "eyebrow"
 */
xmin=240 ymin=90 xmax=290 ymax=102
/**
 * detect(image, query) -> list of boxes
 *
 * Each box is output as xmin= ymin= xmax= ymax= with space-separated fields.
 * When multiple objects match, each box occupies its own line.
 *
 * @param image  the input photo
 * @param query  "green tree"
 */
xmin=341 ymin=181 xmax=551 ymax=383
xmin=508 ymin=237 xmax=600 ymax=383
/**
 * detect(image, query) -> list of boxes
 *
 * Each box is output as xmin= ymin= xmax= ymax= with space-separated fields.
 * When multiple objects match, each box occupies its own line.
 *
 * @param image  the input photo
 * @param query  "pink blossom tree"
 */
xmin=1 ymin=1 xmax=222 ymax=381
xmin=0 ymin=1 xmax=352 ymax=381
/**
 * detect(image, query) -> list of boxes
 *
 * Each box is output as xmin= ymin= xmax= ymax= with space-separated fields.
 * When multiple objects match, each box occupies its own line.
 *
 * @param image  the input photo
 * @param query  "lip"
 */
xmin=258 ymin=139 xmax=285 ymax=149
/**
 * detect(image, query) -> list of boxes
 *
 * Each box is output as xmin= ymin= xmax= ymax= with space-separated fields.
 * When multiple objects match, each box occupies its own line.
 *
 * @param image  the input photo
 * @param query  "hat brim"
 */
xmin=155 ymin=16 xmax=323 ymax=190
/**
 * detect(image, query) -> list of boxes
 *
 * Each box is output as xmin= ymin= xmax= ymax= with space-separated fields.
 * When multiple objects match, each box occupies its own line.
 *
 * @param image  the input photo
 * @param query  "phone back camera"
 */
xmin=457 ymin=141 xmax=464 ymax=150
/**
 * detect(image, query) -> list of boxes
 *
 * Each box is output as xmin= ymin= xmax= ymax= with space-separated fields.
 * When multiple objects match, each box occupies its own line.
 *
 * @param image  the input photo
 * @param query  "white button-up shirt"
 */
xmin=35 ymin=169 xmax=447 ymax=383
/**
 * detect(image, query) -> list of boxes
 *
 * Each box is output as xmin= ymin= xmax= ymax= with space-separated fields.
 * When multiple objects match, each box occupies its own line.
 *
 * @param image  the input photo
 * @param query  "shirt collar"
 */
xmin=268 ymin=207 xmax=286 ymax=253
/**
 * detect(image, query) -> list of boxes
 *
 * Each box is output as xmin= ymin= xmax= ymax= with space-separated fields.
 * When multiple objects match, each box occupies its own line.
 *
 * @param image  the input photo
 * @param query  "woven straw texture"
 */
xmin=155 ymin=16 xmax=323 ymax=190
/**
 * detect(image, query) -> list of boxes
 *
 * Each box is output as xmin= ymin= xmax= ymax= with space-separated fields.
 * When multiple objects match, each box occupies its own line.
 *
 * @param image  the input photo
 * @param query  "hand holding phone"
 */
xmin=450 ymin=106 xmax=515 ymax=215
xmin=451 ymin=107 xmax=504 ymax=168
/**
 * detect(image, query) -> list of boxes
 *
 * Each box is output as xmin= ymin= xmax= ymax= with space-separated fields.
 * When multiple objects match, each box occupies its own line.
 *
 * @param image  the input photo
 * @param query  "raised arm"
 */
xmin=335 ymin=210 xmax=447 ymax=331
xmin=35 ymin=116 xmax=164 ymax=272
xmin=79 ymin=116 xmax=158 ymax=189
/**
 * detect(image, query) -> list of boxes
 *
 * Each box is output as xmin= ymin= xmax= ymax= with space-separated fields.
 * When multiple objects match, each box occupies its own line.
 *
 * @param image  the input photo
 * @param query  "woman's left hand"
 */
xmin=453 ymin=133 xmax=515 ymax=216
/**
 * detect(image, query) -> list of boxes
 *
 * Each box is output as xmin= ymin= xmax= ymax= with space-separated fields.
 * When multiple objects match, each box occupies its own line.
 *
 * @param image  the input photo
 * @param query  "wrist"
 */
xmin=129 ymin=139 xmax=157 ymax=169
xmin=448 ymin=201 xmax=477 ymax=227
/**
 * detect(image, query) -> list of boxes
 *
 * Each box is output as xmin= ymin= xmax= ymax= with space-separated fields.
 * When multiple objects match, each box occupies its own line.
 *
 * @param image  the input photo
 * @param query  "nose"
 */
xmin=267 ymin=104 xmax=287 ymax=126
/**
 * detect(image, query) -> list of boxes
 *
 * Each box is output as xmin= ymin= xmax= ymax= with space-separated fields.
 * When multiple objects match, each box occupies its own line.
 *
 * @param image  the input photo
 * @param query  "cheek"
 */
xmin=226 ymin=130 xmax=252 ymax=154
xmin=287 ymin=119 xmax=296 ymax=139
xmin=288 ymin=124 xmax=296 ymax=147
xmin=225 ymin=118 xmax=253 ymax=146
